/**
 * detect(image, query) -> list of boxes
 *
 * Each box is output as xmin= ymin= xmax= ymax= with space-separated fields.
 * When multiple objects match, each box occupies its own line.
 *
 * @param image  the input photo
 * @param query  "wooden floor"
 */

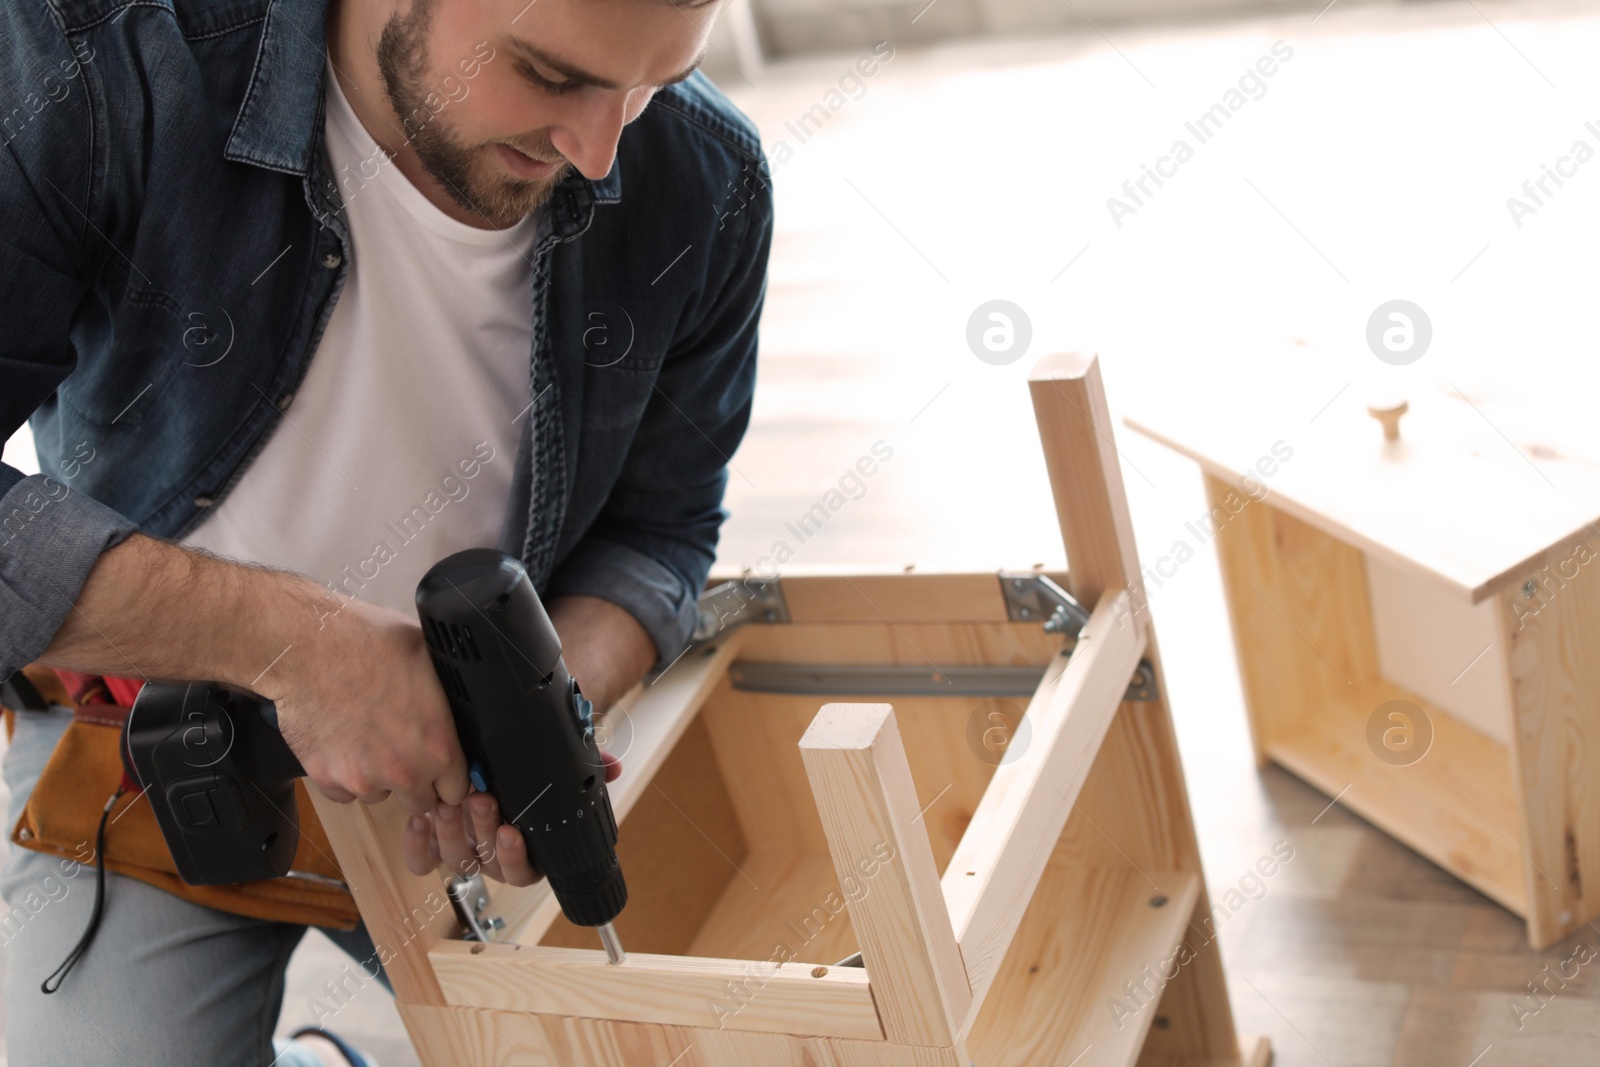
xmin=7 ymin=0 xmax=1600 ymax=1062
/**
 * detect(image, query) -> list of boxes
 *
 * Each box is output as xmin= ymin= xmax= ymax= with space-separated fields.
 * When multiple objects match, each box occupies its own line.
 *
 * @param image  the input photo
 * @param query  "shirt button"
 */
xmin=278 ymin=392 xmax=294 ymax=408
xmin=194 ymin=495 xmax=214 ymax=508
xmin=321 ymin=251 xmax=342 ymax=269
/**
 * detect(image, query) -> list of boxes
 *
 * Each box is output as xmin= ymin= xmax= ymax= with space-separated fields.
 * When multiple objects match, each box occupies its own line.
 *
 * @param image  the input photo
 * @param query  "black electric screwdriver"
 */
xmin=123 ymin=548 xmax=627 ymax=962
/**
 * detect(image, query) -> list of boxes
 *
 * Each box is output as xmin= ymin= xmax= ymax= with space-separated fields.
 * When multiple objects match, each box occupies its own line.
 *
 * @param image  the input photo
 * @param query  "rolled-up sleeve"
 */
xmin=547 ymin=149 xmax=774 ymax=666
xmin=0 ymin=472 xmax=139 ymax=677
xmin=0 ymin=13 xmax=139 ymax=680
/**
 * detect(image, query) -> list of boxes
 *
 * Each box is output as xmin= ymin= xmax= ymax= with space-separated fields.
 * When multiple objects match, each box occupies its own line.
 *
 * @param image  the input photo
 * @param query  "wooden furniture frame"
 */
xmin=1189 ymin=471 xmax=1600 ymax=951
xmin=310 ymin=353 xmax=1270 ymax=1066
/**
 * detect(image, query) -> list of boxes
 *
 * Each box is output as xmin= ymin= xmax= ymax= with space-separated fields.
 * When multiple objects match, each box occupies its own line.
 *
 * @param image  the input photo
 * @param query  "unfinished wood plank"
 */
xmin=1124 ymin=372 xmax=1600 ymax=604
xmin=1030 ymin=352 xmax=1150 ymax=641
xmin=801 ymin=703 xmax=972 ymax=1045
xmin=306 ymin=791 xmax=456 ymax=1006
xmin=431 ymin=940 xmax=884 ymax=1041
xmin=402 ymin=1003 xmax=969 ymax=1067
xmin=687 ymin=850 xmax=860 ymax=965
xmin=1502 ymin=531 xmax=1600 ymax=948
xmin=778 ymin=571 xmax=1013 ymax=624
xmin=965 ymin=867 xmax=1200 ymax=1067
xmin=1266 ymin=680 xmax=1525 ymax=916
xmin=940 ymin=587 xmax=1146 ymax=1019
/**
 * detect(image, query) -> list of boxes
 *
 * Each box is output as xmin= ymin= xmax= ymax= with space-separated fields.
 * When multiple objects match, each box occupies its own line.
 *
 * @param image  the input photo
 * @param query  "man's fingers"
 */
xmin=354 ymin=788 xmax=392 ymax=805
xmin=402 ymin=813 xmax=436 ymax=877
xmin=433 ymin=802 xmax=478 ymax=879
xmin=599 ymin=750 xmax=622 ymax=783
xmin=434 ymin=744 xmax=472 ymax=807
xmin=493 ymin=824 xmax=540 ymax=886
xmin=315 ymin=782 xmax=358 ymax=804
xmin=466 ymin=792 xmax=503 ymax=881
xmin=396 ymin=784 xmax=442 ymax=816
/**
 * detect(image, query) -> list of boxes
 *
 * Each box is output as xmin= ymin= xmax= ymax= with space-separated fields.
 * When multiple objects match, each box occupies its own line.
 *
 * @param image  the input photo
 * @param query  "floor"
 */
xmin=5 ymin=0 xmax=1600 ymax=1062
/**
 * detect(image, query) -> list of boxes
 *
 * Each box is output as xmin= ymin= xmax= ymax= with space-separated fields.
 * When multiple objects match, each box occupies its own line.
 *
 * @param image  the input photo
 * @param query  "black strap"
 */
xmin=1 ymin=670 xmax=50 ymax=714
xmin=41 ymin=788 xmax=122 ymax=994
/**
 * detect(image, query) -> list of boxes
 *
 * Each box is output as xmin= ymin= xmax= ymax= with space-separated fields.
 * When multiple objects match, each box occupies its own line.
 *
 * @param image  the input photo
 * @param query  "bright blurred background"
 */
xmin=7 ymin=0 xmax=1600 ymax=1062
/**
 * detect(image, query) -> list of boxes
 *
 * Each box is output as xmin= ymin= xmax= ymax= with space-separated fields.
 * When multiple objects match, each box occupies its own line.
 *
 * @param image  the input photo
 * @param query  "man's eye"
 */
xmin=518 ymin=61 xmax=575 ymax=96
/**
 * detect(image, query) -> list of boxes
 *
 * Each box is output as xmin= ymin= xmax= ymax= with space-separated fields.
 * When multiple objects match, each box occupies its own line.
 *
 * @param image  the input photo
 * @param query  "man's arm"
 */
xmin=35 ymin=531 xmax=472 ymax=813
xmin=543 ymin=146 xmax=775 ymax=667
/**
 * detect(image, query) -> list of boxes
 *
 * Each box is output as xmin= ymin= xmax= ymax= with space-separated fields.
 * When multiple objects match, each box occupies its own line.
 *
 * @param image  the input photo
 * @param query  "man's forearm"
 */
xmin=36 ymin=530 xmax=329 ymax=691
xmin=546 ymin=593 xmax=658 ymax=714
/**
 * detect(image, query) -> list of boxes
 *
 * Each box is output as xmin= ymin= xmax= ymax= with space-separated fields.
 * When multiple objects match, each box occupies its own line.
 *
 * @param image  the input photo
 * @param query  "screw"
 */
xmin=1154 ymin=1015 xmax=1171 ymax=1030
xmin=1523 ymin=578 xmax=1538 ymax=598
xmin=1149 ymin=894 xmax=1168 ymax=908
xmin=1019 ymin=607 xmax=1032 ymax=619
xmin=17 ymin=828 xmax=32 ymax=842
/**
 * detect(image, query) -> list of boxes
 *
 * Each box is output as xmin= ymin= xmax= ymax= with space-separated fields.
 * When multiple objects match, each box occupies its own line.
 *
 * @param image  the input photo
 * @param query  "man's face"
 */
xmin=376 ymin=0 xmax=717 ymax=227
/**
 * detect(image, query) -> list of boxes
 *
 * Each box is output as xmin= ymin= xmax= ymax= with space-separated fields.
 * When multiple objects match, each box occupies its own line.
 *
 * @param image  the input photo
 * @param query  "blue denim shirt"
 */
xmin=0 ymin=0 xmax=773 ymax=677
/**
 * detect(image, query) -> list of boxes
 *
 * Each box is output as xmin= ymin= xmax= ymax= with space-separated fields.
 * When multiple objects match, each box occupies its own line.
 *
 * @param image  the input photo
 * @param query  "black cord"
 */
xmin=41 ymin=788 xmax=122 ymax=995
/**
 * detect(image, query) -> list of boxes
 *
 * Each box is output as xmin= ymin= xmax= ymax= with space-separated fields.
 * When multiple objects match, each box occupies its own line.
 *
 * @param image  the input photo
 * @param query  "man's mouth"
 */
xmin=494 ymin=142 xmax=563 ymax=179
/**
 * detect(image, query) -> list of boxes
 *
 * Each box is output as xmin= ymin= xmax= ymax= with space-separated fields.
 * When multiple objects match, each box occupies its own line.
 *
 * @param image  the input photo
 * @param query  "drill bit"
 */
xmin=598 ymin=921 xmax=625 ymax=965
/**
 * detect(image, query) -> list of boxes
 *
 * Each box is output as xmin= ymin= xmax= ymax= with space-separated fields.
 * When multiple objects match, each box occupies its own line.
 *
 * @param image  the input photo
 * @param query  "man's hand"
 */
xmin=398 ymin=592 xmax=657 ymax=885
xmin=37 ymin=532 xmax=472 ymax=813
xmin=257 ymin=593 xmax=471 ymax=814
xmin=401 ymin=750 xmax=623 ymax=884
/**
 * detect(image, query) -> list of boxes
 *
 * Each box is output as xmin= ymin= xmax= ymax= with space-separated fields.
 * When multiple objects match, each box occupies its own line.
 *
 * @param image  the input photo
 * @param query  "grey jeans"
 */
xmin=1 ymin=706 xmax=393 ymax=1066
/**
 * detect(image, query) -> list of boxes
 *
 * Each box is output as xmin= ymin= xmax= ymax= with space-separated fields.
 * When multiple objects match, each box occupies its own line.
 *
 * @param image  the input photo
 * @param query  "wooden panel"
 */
xmin=701 ymin=687 xmax=1006 ymax=875
xmin=307 ymin=791 xmax=455 ymax=1007
xmin=940 ymin=588 xmax=1146 ymax=1016
xmin=1503 ymin=532 xmax=1600 ymax=948
xmin=539 ymin=712 xmax=748 ymax=955
xmin=431 ymin=940 xmax=885 ymax=1041
xmin=966 ymin=867 xmax=1200 ymax=1067
xmin=400 ymin=1004 xmax=970 ymax=1067
xmin=1125 ymin=370 xmax=1600 ymax=603
xmin=687 ymin=850 xmax=860 ymax=965
xmin=778 ymin=570 xmax=1015 ymax=623
xmin=1206 ymin=478 xmax=1383 ymax=764
xmin=503 ymin=634 xmax=745 ymax=944
xmin=1029 ymin=352 xmax=1151 ymax=639
xmin=801 ymin=703 xmax=973 ymax=1045
xmin=1266 ymin=679 xmax=1524 ymax=915
xmin=1366 ymin=551 xmax=1514 ymax=745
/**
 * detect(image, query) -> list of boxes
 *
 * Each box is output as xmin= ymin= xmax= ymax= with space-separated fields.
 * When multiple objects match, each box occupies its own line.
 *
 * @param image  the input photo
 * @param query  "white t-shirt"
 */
xmin=184 ymin=64 xmax=537 ymax=616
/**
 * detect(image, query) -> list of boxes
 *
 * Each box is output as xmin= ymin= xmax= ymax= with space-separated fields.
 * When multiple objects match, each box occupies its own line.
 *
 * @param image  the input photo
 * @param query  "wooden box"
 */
xmin=1127 ymin=375 xmax=1600 ymax=949
xmin=311 ymin=354 xmax=1270 ymax=1065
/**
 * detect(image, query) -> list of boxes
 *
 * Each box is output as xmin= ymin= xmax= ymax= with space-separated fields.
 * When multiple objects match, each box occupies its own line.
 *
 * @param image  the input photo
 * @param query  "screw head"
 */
xmin=1523 ymin=578 xmax=1539 ymax=598
xmin=1149 ymin=894 xmax=1168 ymax=908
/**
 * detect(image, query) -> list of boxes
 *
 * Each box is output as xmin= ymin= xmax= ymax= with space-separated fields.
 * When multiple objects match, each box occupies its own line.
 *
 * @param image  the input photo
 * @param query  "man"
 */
xmin=0 ymin=0 xmax=772 ymax=1058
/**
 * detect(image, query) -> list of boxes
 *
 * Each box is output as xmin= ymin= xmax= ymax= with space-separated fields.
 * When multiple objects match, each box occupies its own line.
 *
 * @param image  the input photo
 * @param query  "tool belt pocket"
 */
xmin=4 ymin=665 xmax=358 ymax=930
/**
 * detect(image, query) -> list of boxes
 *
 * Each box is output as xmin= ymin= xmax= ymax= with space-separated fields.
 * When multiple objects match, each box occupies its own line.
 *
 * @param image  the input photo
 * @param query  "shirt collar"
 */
xmin=226 ymin=0 xmax=621 ymax=213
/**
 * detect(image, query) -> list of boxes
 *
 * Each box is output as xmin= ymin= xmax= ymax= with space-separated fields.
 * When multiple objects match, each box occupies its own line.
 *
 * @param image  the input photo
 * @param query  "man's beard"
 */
xmin=375 ymin=0 xmax=570 ymax=228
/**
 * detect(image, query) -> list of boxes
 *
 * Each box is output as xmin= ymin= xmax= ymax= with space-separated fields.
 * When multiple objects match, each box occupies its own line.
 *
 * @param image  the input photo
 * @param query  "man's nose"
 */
xmin=550 ymin=92 xmax=632 ymax=181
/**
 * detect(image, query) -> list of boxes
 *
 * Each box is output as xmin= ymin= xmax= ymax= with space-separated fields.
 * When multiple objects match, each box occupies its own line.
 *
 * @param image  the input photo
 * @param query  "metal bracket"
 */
xmin=446 ymin=872 xmax=505 ymax=943
xmin=999 ymin=572 xmax=1092 ymax=638
xmin=1125 ymin=659 xmax=1159 ymax=702
xmin=691 ymin=576 xmax=790 ymax=645
xmin=729 ymin=656 xmax=1159 ymax=703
